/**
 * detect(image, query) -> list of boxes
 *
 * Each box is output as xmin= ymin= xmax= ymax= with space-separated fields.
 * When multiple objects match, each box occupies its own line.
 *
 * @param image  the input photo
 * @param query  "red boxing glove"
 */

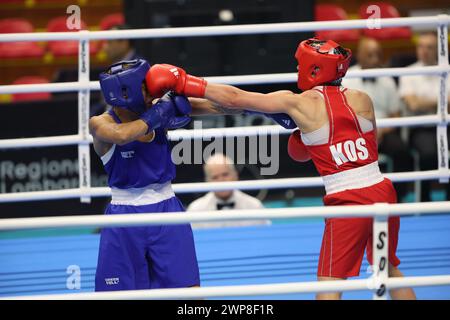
xmin=145 ymin=64 xmax=207 ymax=98
xmin=288 ymin=129 xmax=311 ymax=162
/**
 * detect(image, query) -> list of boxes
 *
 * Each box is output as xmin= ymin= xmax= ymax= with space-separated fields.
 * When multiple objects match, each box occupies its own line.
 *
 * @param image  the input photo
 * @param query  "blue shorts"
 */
xmin=95 ymin=196 xmax=200 ymax=291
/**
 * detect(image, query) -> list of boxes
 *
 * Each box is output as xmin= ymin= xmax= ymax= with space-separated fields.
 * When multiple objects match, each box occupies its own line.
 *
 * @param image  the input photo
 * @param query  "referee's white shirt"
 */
xmin=187 ymin=190 xmax=270 ymax=229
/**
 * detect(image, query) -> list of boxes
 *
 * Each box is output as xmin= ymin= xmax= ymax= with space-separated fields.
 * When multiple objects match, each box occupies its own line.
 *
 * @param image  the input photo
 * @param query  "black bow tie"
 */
xmin=362 ymin=77 xmax=377 ymax=83
xmin=217 ymin=202 xmax=235 ymax=210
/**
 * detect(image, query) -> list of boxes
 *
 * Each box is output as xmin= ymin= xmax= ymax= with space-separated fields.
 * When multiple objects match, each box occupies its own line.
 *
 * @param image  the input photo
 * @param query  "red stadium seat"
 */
xmin=46 ymin=16 xmax=98 ymax=56
xmin=11 ymin=76 xmax=51 ymax=102
xmin=358 ymin=2 xmax=412 ymax=40
xmin=100 ymin=13 xmax=125 ymax=30
xmin=0 ymin=18 xmax=44 ymax=58
xmin=0 ymin=18 xmax=33 ymax=33
xmin=315 ymin=4 xmax=360 ymax=42
xmin=0 ymin=42 xmax=44 ymax=58
xmin=316 ymin=4 xmax=348 ymax=21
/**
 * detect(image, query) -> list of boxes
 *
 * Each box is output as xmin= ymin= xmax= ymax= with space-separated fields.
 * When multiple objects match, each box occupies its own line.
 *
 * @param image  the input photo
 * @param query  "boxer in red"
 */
xmin=144 ymin=38 xmax=416 ymax=300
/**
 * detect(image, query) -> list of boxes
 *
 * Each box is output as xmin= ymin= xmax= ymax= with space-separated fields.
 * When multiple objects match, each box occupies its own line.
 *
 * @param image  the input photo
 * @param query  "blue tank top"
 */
xmin=101 ymin=109 xmax=176 ymax=189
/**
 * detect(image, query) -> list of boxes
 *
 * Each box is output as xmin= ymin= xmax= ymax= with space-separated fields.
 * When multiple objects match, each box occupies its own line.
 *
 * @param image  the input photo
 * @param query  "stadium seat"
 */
xmin=97 ymin=13 xmax=125 ymax=52
xmin=100 ymin=13 xmax=125 ymax=30
xmin=0 ymin=18 xmax=33 ymax=33
xmin=358 ymin=2 xmax=412 ymax=40
xmin=11 ymin=76 xmax=51 ymax=102
xmin=314 ymin=4 xmax=360 ymax=42
xmin=0 ymin=18 xmax=44 ymax=58
xmin=46 ymin=16 xmax=98 ymax=56
xmin=0 ymin=41 xmax=44 ymax=58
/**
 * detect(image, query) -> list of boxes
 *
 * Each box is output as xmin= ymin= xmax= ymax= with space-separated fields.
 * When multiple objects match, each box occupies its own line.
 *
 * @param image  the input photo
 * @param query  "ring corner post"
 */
xmin=436 ymin=15 xmax=449 ymax=184
xmin=78 ymin=31 xmax=91 ymax=203
xmin=372 ymin=203 xmax=389 ymax=300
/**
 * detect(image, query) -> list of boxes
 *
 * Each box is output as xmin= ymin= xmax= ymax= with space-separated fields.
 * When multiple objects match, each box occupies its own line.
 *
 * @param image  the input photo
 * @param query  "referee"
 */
xmin=187 ymin=153 xmax=270 ymax=229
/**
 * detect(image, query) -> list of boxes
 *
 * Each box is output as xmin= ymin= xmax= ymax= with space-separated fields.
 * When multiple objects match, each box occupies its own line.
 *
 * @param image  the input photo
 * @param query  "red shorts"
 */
xmin=317 ymin=178 xmax=400 ymax=278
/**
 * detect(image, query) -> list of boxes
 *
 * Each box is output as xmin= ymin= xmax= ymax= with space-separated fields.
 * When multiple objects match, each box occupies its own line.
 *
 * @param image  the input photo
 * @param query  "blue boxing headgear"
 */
xmin=99 ymin=59 xmax=150 ymax=114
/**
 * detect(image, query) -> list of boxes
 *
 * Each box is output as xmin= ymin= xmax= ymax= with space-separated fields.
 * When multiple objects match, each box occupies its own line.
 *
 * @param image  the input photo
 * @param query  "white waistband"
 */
xmin=110 ymin=182 xmax=175 ymax=206
xmin=322 ymin=161 xmax=384 ymax=195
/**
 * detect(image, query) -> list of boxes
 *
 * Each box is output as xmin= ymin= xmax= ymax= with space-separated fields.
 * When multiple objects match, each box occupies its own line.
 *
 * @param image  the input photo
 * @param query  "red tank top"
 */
xmin=304 ymin=86 xmax=378 ymax=177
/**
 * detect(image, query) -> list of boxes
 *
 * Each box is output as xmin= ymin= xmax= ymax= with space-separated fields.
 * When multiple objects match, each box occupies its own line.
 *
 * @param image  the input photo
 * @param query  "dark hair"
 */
xmin=109 ymin=24 xmax=135 ymax=48
xmin=418 ymin=30 xmax=438 ymax=38
xmin=109 ymin=23 xmax=131 ymax=31
xmin=323 ymin=78 xmax=342 ymax=87
xmin=307 ymin=39 xmax=350 ymax=58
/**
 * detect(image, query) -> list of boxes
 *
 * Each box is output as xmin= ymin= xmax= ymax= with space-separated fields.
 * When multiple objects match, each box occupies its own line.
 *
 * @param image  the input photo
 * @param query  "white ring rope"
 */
xmin=0 ymin=201 xmax=449 ymax=231
xmin=0 ymin=15 xmax=448 ymax=43
xmin=0 ymin=169 xmax=448 ymax=203
xmin=0 ymin=114 xmax=446 ymax=148
xmin=4 ymin=275 xmax=450 ymax=300
xmin=1 ymin=66 xmax=449 ymax=94
xmin=0 ymin=115 xmax=445 ymax=149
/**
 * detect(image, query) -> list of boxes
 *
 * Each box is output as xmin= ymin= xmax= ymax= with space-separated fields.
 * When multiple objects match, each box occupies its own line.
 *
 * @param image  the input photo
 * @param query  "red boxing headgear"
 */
xmin=295 ymin=38 xmax=352 ymax=91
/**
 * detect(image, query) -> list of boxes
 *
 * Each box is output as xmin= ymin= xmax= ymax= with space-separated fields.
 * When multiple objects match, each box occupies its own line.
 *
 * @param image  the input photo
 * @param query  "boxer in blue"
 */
xmin=91 ymin=59 xmax=296 ymax=291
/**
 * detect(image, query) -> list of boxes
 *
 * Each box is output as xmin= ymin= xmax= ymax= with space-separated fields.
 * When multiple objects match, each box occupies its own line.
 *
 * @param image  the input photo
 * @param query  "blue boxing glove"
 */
xmin=171 ymin=92 xmax=192 ymax=115
xmin=166 ymin=93 xmax=192 ymax=129
xmin=244 ymin=110 xmax=297 ymax=129
xmin=140 ymin=92 xmax=176 ymax=132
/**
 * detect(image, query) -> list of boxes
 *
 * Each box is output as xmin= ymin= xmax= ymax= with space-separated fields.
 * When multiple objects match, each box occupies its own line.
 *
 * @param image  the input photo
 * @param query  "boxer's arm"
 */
xmin=147 ymin=64 xmax=299 ymax=114
xmin=204 ymin=83 xmax=298 ymax=114
xmin=188 ymin=98 xmax=244 ymax=116
xmin=89 ymin=113 xmax=148 ymax=146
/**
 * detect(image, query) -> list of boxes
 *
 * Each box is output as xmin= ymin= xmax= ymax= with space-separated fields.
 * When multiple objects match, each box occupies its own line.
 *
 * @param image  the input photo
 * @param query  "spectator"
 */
xmin=103 ymin=24 xmax=140 ymax=63
xmin=399 ymin=31 xmax=450 ymax=201
xmin=342 ymin=37 xmax=413 ymax=201
xmin=53 ymin=24 xmax=140 ymax=84
xmin=188 ymin=153 xmax=269 ymax=229
xmin=90 ymin=24 xmax=144 ymax=117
